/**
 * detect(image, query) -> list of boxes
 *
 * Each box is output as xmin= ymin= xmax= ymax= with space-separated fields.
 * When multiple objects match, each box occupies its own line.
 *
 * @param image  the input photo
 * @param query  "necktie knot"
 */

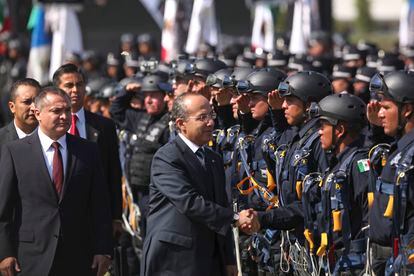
xmin=70 ymin=114 xmax=80 ymax=136
xmin=52 ymin=141 xmax=60 ymax=150
xmin=196 ymin=147 xmax=205 ymax=159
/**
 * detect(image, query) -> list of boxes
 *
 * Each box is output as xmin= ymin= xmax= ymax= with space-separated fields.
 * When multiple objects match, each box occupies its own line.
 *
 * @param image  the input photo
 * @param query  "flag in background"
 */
xmin=289 ymin=0 xmax=320 ymax=55
xmin=251 ymin=2 xmax=274 ymax=52
xmin=46 ymin=4 xmax=83 ymax=80
xmin=399 ymin=0 xmax=414 ymax=48
xmin=161 ymin=0 xmax=178 ymax=62
xmin=185 ymin=0 xmax=218 ymax=55
xmin=139 ymin=0 xmax=163 ymax=29
xmin=26 ymin=4 xmax=51 ymax=85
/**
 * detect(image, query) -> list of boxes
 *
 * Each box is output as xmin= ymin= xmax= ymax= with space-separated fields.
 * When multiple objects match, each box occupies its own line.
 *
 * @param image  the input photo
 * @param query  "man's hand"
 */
xmin=235 ymin=94 xmax=250 ymax=114
xmin=238 ymin=209 xmax=260 ymax=235
xmin=225 ymin=264 xmax=238 ymax=276
xmin=0 ymin=257 xmax=20 ymax=276
xmin=268 ymin=90 xmax=283 ymax=110
xmin=367 ymin=101 xmax=382 ymax=126
xmin=91 ymin=255 xmax=111 ymax=276
xmin=214 ymin=88 xmax=233 ymax=106
xmin=125 ymin=83 xmax=141 ymax=93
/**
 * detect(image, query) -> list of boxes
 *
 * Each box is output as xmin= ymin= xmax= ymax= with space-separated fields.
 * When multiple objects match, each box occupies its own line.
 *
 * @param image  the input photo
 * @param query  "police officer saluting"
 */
xmin=368 ymin=71 xmax=414 ymax=275
xmin=241 ymin=71 xmax=331 ymax=274
xmin=312 ymin=92 xmax=370 ymax=275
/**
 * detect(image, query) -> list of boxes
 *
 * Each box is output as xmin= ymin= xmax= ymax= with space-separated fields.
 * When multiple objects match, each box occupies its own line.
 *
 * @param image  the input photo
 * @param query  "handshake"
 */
xmin=234 ymin=209 xmax=261 ymax=235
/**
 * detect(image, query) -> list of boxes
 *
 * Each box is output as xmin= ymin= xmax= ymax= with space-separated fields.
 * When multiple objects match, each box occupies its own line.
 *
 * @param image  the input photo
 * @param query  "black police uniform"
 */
xmin=259 ymin=118 xmax=327 ymax=229
xmin=369 ymin=128 xmax=414 ymax=275
xmin=316 ymin=138 xmax=370 ymax=274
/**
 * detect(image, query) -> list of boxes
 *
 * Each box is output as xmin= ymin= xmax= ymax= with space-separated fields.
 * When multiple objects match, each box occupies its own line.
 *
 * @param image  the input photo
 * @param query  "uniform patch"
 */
xmin=357 ymin=159 xmax=370 ymax=172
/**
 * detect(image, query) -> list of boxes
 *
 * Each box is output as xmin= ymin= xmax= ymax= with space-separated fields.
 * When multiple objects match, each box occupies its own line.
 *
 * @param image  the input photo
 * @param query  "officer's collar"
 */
xmin=336 ymin=138 xmax=364 ymax=163
xmin=298 ymin=117 xmax=319 ymax=139
xmin=397 ymin=127 xmax=414 ymax=150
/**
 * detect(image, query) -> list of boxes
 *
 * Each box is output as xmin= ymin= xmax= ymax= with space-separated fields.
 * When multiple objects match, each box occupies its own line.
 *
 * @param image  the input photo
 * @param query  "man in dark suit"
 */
xmin=0 ymin=87 xmax=113 ymax=276
xmin=52 ymin=64 xmax=123 ymax=235
xmin=141 ymin=93 xmax=254 ymax=276
xmin=0 ymin=78 xmax=41 ymax=153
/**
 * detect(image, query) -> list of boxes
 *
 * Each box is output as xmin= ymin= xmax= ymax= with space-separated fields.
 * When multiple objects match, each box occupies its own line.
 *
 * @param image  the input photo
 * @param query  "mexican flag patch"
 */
xmin=357 ymin=159 xmax=370 ymax=172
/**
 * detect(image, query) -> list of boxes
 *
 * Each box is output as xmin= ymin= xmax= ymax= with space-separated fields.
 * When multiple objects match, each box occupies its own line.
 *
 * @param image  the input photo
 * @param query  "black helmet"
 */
xmin=240 ymin=68 xmax=286 ymax=95
xmin=193 ymin=58 xmax=227 ymax=79
xmin=278 ymin=71 xmax=333 ymax=103
xmin=98 ymin=81 xmax=119 ymax=99
xmin=206 ymin=68 xmax=234 ymax=88
xmin=314 ymin=92 xmax=366 ymax=127
xmin=172 ymin=59 xmax=195 ymax=79
xmin=231 ymin=67 xmax=256 ymax=82
xmin=369 ymin=70 xmax=414 ymax=104
xmin=86 ymin=78 xmax=112 ymax=97
xmin=140 ymin=73 xmax=172 ymax=93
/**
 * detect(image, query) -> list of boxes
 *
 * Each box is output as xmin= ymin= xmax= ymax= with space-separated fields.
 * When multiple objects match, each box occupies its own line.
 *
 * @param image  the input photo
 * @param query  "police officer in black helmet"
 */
xmin=239 ymin=71 xmax=331 ymax=274
xmin=367 ymin=71 xmax=414 ymax=276
xmin=310 ymin=92 xmax=370 ymax=275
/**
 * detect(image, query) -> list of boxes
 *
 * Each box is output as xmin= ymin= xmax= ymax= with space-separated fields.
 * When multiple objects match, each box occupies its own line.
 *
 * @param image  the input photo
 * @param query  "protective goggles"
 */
xmin=206 ymin=74 xmax=235 ymax=88
xmin=369 ymin=73 xmax=388 ymax=101
xmin=236 ymin=80 xmax=252 ymax=93
xmin=277 ymin=82 xmax=294 ymax=97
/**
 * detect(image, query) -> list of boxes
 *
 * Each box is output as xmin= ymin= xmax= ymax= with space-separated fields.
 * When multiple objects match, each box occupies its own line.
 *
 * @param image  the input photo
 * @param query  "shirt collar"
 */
xmin=38 ymin=128 xmax=67 ymax=152
xmin=73 ymin=107 xmax=85 ymax=124
xmin=14 ymin=120 xmax=37 ymax=139
xmin=178 ymin=133 xmax=201 ymax=153
xmin=298 ymin=118 xmax=320 ymax=139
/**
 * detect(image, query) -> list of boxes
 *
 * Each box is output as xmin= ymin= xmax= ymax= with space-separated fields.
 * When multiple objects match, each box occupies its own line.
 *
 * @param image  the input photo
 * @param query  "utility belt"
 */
xmin=335 ymin=238 xmax=367 ymax=257
xmin=371 ymin=243 xmax=392 ymax=259
xmin=250 ymin=229 xmax=282 ymax=273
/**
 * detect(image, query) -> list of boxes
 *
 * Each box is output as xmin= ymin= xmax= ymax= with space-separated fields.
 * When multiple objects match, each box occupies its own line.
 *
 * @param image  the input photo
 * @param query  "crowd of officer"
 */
xmin=2 ymin=30 xmax=414 ymax=276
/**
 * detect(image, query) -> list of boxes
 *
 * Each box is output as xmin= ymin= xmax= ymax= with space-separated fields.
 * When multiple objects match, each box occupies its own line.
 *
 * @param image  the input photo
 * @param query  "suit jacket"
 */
xmin=0 ymin=122 xmax=18 ymax=155
xmin=141 ymin=136 xmax=235 ymax=276
xmin=84 ymin=111 xmax=122 ymax=220
xmin=0 ymin=132 xmax=113 ymax=276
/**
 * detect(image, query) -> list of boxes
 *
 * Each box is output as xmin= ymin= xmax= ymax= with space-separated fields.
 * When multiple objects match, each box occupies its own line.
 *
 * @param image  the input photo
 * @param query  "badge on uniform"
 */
xmin=357 ymin=159 xmax=370 ymax=172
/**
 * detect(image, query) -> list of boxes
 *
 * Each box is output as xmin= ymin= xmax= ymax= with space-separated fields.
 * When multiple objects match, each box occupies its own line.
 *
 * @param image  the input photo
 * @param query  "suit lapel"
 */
xmin=7 ymin=122 xmax=18 ymax=141
xmin=29 ymin=133 xmax=59 ymax=201
xmin=175 ymin=137 xmax=210 ymax=197
xmin=205 ymin=149 xmax=222 ymax=203
xmin=61 ymin=135 xmax=77 ymax=202
xmin=85 ymin=111 xmax=99 ymax=142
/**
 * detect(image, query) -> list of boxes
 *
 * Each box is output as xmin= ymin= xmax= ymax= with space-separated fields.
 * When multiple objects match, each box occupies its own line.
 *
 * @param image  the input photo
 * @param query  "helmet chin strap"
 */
xmin=396 ymin=103 xmax=406 ymax=139
xmin=327 ymin=124 xmax=346 ymax=155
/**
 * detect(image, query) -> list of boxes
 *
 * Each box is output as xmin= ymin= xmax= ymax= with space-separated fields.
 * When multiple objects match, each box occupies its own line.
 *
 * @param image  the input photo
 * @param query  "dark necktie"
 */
xmin=70 ymin=114 xmax=79 ymax=136
xmin=195 ymin=147 xmax=206 ymax=168
xmin=52 ymin=142 xmax=63 ymax=196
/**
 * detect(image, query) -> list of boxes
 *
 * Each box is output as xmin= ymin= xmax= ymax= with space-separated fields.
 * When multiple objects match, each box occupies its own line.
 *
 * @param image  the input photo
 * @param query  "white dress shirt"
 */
xmin=14 ymin=120 xmax=36 ymax=139
xmin=178 ymin=133 xmax=202 ymax=154
xmin=38 ymin=128 xmax=68 ymax=180
xmin=70 ymin=107 xmax=87 ymax=139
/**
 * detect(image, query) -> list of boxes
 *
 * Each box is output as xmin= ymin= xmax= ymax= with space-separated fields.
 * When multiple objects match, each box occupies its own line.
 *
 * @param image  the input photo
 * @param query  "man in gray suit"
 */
xmin=0 ymin=87 xmax=113 ymax=276
xmin=141 ymin=93 xmax=255 ymax=276
xmin=0 ymin=78 xmax=40 ymax=153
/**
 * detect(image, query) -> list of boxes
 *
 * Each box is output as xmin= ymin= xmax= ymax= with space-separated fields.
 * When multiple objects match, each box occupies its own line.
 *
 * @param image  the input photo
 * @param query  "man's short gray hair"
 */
xmin=34 ymin=86 xmax=71 ymax=111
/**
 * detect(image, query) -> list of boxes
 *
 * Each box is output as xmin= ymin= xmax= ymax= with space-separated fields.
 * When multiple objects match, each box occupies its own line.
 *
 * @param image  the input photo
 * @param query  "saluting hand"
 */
xmin=125 ymin=82 xmax=141 ymax=93
xmin=0 ymin=257 xmax=21 ymax=276
xmin=367 ymin=101 xmax=382 ymax=126
xmin=268 ymin=90 xmax=283 ymax=110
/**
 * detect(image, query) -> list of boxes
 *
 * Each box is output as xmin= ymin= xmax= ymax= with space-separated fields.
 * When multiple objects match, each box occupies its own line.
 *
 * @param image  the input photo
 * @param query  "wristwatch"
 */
xmin=232 ymin=213 xmax=240 ymax=226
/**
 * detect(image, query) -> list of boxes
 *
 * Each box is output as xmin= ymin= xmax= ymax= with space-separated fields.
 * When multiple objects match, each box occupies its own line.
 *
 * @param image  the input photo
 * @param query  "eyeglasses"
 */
xmin=277 ymin=82 xmax=293 ymax=97
xmin=187 ymin=112 xmax=217 ymax=122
